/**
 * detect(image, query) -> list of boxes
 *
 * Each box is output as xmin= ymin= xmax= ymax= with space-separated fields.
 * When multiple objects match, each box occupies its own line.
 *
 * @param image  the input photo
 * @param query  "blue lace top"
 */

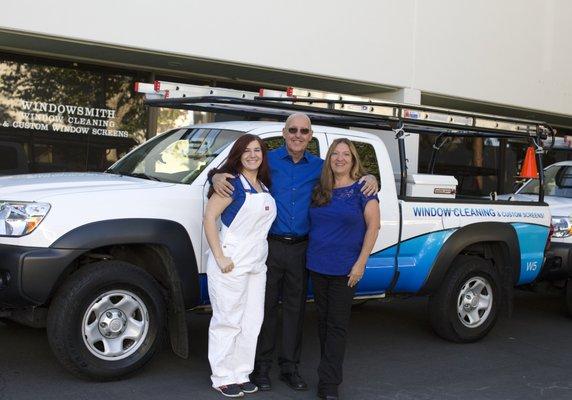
xmin=306 ymin=181 xmax=379 ymax=275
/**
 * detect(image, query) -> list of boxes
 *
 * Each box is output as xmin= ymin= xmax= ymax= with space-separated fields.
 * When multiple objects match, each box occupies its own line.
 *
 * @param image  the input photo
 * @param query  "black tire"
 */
xmin=47 ymin=260 xmax=165 ymax=381
xmin=428 ymin=255 xmax=500 ymax=343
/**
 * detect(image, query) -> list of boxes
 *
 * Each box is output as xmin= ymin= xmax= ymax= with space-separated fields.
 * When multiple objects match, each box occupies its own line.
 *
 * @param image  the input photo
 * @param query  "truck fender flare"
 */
xmin=50 ymin=218 xmax=200 ymax=309
xmin=50 ymin=219 xmax=200 ymax=359
xmin=419 ymin=222 xmax=520 ymax=295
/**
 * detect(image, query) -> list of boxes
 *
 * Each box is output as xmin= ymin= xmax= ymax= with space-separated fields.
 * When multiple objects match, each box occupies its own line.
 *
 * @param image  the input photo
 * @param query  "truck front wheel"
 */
xmin=47 ymin=260 xmax=165 ymax=380
xmin=428 ymin=255 xmax=500 ymax=343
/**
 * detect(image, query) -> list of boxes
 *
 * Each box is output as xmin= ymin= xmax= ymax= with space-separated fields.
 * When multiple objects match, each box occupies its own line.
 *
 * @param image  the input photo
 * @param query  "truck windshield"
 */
xmin=519 ymin=164 xmax=572 ymax=198
xmin=107 ymin=127 xmax=244 ymax=184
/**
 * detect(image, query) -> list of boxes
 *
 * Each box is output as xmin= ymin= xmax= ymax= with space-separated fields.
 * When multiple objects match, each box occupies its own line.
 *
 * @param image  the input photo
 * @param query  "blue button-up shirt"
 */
xmin=268 ymin=146 xmax=323 ymax=236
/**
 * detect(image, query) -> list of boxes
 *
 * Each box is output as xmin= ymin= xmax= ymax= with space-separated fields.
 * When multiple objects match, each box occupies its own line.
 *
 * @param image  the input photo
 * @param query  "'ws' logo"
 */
xmin=526 ymin=261 xmax=538 ymax=272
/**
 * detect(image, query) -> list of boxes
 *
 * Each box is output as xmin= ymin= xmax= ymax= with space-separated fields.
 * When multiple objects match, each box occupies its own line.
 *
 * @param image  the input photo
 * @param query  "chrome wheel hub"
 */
xmin=457 ymin=277 xmax=493 ymax=328
xmin=82 ymin=290 xmax=149 ymax=361
xmin=98 ymin=309 xmax=127 ymax=339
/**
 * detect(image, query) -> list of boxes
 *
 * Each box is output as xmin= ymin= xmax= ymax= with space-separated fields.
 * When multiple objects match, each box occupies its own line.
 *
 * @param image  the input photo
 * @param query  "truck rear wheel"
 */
xmin=428 ymin=255 xmax=499 ymax=343
xmin=47 ymin=260 xmax=165 ymax=381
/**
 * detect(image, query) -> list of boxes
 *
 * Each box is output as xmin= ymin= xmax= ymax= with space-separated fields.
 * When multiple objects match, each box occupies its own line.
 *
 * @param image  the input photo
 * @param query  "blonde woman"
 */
xmin=306 ymin=138 xmax=380 ymax=400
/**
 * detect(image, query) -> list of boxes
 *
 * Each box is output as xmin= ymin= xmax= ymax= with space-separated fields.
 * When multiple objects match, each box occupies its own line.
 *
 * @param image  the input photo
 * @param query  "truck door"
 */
xmin=325 ymin=132 xmax=400 ymax=295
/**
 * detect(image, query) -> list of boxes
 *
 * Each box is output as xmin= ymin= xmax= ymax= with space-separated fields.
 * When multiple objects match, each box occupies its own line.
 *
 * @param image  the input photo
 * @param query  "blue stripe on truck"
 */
xmin=362 ymin=223 xmax=549 ymax=293
xmin=364 ymin=229 xmax=456 ymax=294
xmin=512 ymin=223 xmax=549 ymax=284
xmin=198 ymin=223 xmax=549 ymax=303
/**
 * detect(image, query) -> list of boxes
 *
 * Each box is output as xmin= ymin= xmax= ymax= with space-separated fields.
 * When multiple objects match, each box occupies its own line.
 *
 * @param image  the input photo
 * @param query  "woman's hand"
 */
xmin=359 ymin=174 xmax=379 ymax=196
xmin=212 ymin=173 xmax=236 ymax=197
xmin=347 ymin=262 xmax=365 ymax=287
xmin=216 ymin=256 xmax=235 ymax=273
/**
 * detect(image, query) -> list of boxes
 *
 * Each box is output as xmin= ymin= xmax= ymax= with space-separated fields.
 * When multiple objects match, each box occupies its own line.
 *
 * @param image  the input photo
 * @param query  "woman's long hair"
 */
xmin=208 ymin=134 xmax=271 ymax=198
xmin=312 ymin=138 xmax=365 ymax=206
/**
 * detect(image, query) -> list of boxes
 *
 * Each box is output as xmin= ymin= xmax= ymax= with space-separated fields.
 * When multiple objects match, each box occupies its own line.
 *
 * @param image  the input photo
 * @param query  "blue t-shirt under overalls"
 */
xmin=306 ymin=181 xmax=379 ymax=276
xmin=221 ymin=175 xmax=269 ymax=227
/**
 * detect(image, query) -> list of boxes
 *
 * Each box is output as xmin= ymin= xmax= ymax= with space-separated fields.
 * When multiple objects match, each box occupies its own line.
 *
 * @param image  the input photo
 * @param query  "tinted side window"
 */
xmin=352 ymin=141 xmax=380 ymax=184
xmin=264 ymin=137 xmax=320 ymax=156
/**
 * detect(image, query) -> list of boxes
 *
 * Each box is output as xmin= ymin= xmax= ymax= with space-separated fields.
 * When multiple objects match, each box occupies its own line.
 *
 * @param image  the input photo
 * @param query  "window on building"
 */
xmin=0 ymin=144 xmax=19 ymax=171
xmin=0 ymin=52 xmax=146 ymax=174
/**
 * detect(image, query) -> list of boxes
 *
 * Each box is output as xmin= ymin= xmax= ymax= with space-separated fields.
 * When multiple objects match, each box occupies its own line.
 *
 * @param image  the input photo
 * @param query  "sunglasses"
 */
xmin=287 ymin=127 xmax=311 ymax=135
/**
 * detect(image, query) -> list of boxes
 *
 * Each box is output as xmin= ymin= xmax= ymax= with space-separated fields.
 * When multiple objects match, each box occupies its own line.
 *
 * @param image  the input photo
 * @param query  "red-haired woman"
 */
xmin=204 ymin=134 xmax=277 ymax=398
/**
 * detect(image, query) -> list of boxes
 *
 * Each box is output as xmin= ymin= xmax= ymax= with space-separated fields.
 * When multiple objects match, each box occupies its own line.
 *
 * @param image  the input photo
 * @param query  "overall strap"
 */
xmin=239 ymin=174 xmax=256 ymax=193
xmin=260 ymin=181 xmax=270 ymax=193
xmin=240 ymin=174 xmax=269 ymax=193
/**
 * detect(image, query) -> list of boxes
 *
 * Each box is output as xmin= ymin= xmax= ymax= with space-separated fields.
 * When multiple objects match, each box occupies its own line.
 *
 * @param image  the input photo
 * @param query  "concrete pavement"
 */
xmin=1 ymin=291 xmax=572 ymax=400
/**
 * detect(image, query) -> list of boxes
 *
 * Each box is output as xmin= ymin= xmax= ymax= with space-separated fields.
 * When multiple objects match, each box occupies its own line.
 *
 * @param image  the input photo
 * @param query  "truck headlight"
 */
xmin=551 ymin=216 xmax=572 ymax=238
xmin=0 ymin=201 xmax=51 ymax=237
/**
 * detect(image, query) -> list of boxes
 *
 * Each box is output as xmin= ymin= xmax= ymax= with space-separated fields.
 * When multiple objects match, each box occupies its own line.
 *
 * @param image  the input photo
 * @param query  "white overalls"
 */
xmin=207 ymin=175 xmax=277 ymax=388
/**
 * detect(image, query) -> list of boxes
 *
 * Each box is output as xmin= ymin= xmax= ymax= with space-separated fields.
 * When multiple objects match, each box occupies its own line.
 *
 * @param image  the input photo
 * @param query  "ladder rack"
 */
xmin=135 ymin=81 xmax=554 ymax=141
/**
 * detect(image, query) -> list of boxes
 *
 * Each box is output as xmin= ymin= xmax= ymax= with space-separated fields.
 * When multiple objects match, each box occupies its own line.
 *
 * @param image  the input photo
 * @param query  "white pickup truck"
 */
xmin=0 ymin=83 xmax=553 ymax=380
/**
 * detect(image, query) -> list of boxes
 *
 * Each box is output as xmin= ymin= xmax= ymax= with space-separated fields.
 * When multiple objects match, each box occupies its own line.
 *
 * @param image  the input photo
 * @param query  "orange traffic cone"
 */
xmin=518 ymin=146 xmax=539 ymax=179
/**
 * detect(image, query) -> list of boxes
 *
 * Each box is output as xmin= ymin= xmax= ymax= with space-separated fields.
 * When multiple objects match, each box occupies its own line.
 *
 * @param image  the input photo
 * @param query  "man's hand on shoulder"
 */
xmin=359 ymin=174 xmax=378 ymax=196
xmin=213 ymin=173 xmax=236 ymax=197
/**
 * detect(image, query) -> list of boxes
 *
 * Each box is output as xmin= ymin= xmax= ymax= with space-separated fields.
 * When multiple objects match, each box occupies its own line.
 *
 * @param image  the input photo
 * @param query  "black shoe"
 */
xmin=214 ymin=384 xmax=244 ymax=398
xmin=251 ymin=372 xmax=272 ymax=391
xmin=239 ymin=382 xmax=258 ymax=394
xmin=280 ymin=371 xmax=308 ymax=391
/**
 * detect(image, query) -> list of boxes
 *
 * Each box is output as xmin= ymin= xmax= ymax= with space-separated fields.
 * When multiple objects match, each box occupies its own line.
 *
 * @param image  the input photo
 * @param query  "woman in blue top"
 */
xmin=307 ymin=138 xmax=380 ymax=400
xmin=204 ymin=134 xmax=277 ymax=398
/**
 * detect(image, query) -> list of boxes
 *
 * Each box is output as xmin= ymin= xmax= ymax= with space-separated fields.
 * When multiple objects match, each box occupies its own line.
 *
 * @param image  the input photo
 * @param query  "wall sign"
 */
xmin=2 ymin=100 xmax=129 ymax=137
xmin=0 ymin=58 xmax=146 ymax=143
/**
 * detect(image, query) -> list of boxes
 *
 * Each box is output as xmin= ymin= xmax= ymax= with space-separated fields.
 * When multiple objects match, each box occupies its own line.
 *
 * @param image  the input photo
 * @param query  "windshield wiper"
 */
xmin=121 ymin=172 xmax=162 ymax=182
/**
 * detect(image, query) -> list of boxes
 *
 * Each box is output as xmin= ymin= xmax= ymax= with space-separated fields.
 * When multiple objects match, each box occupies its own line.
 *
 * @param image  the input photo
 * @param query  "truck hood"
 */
xmin=500 ymin=193 xmax=571 ymax=217
xmin=544 ymin=196 xmax=572 ymax=217
xmin=0 ymin=172 xmax=173 ymax=201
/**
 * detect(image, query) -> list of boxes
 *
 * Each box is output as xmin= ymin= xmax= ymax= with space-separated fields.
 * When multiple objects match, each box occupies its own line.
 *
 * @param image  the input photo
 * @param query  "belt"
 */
xmin=268 ymin=234 xmax=309 ymax=244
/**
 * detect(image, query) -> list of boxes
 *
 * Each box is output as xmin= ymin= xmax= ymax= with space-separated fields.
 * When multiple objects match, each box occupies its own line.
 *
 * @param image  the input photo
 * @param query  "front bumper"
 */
xmin=0 ymin=244 xmax=82 ymax=309
xmin=541 ymin=242 xmax=572 ymax=281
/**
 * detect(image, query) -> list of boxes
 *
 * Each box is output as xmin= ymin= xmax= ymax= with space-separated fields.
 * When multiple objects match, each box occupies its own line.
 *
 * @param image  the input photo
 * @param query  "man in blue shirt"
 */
xmin=211 ymin=113 xmax=377 ymax=392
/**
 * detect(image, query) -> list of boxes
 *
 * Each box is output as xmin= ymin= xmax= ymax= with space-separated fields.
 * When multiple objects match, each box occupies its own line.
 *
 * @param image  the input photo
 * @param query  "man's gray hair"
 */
xmin=284 ymin=113 xmax=312 ymax=127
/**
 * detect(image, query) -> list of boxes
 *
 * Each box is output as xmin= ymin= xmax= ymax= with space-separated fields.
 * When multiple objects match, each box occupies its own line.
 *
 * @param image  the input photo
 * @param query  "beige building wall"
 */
xmin=0 ymin=0 xmax=570 ymax=118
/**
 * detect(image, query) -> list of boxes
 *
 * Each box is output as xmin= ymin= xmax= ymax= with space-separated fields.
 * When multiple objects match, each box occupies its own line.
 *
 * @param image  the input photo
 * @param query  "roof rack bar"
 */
xmin=136 ymin=81 xmax=555 ymax=141
xmin=259 ymin=96 xmax=545 ymax=135
xmin=145 ymin=96 xmax=552 ymax=140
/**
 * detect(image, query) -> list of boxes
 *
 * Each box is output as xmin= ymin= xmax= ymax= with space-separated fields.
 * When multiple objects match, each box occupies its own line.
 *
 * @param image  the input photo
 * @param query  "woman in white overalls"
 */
xmin=204 ymin=134 xmax=276 ymax=398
